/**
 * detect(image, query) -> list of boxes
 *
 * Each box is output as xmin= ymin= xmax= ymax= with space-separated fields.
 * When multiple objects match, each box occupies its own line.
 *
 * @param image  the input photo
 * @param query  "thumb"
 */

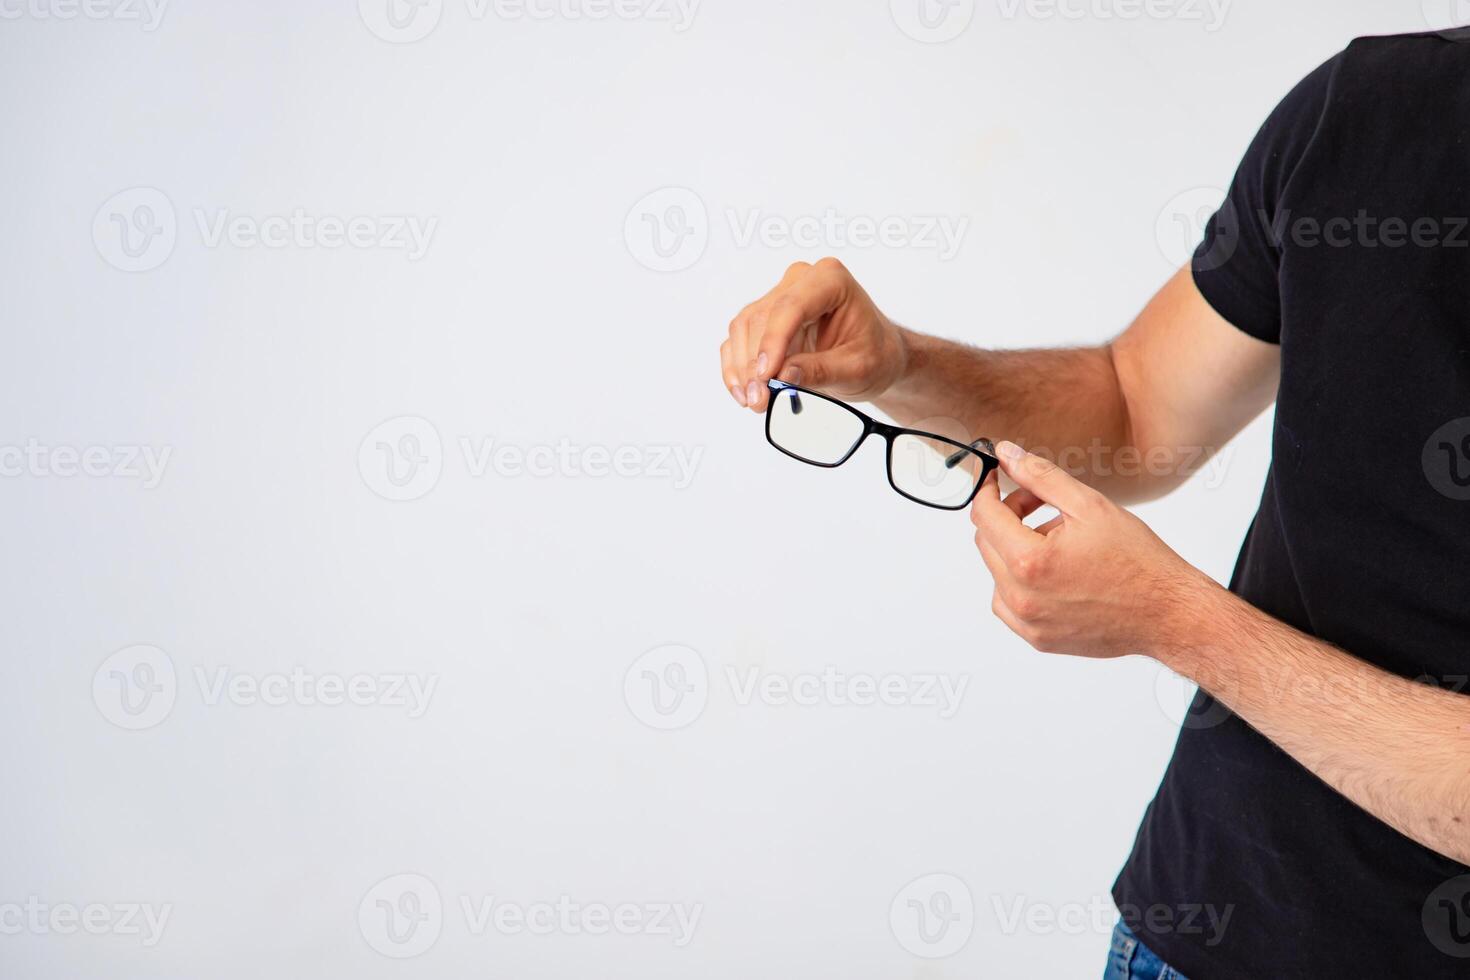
xmin=994 ymin=441 xmax=1099 ymax=517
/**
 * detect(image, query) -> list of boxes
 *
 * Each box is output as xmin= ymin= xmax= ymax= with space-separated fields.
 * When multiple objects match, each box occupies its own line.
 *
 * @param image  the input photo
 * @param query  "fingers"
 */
xmin=993 ymin=440 xmax=1103 ymax=518
xmin=779 ymin=348 xmax=865 ymax=392
xmin=1002 ymin=487 xmax=1045 ymax=521
xmin=719 ymin=338 xmax=745 ymax=407
xmin=752 ymin=258 xmax=848 ymax=388
xmin=969 ymin=469 xmax=1042 ymax=564
xmin=990 ymin=591 xmax=1029 ymax=639
xmin=724 ymin=261 xmax=818 ymax=413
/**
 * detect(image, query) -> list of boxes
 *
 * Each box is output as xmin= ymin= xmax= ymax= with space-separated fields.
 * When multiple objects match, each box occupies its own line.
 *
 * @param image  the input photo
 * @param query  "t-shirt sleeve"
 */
xmin=1191 ymin=53 xmax=1341 ymax=344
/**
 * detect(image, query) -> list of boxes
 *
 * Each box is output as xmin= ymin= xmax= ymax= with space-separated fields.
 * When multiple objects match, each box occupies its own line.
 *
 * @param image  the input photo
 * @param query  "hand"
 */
xmin=970 ymin=441 xmax=1214 ymax=660
xmin=720 ymin=258 xmax=908 ymax=412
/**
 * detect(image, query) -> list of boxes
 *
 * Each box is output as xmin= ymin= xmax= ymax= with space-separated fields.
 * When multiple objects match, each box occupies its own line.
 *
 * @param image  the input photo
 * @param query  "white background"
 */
xmin=0 ymin=1 xmax=1450 ymax=976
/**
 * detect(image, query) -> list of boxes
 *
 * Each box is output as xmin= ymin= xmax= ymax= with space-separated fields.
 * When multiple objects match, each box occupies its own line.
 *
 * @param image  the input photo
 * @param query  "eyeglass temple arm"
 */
xmin=767 ymin=379 xmax=803 ymax=414
xmin=944 ymin=438 xmax=997 ymax=469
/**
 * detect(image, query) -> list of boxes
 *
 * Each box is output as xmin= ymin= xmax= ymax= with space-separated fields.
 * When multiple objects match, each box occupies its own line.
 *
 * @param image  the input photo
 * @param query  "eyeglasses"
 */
xmin=763 ymin=379 xmax=998 ymax=510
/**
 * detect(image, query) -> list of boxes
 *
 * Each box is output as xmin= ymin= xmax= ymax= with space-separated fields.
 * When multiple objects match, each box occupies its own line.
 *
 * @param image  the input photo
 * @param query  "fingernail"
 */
xmin=746 ymin=380 xmax=760 ymax=406
xmin=756 ymin=351 xmax=768 ymax=377
xmin=731 ymin=384 xmax=747 ymax=407
xmin=997 ymin=440 xmax=1025 ymax=460
xmin=780 ymin=365 xmax=803 ymax=385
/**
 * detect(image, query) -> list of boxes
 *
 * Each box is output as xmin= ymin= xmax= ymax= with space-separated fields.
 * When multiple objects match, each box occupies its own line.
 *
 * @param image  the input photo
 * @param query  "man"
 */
xmin=718 ymin=31 xmax=1470 ymax=978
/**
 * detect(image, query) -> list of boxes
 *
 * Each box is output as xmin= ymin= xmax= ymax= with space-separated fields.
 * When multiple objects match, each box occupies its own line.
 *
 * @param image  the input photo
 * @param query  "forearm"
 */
xmin=874 ymin=328 xmax=1150 ymax=500
xmin=1161 ymin=581 xmax=1470 ymax=866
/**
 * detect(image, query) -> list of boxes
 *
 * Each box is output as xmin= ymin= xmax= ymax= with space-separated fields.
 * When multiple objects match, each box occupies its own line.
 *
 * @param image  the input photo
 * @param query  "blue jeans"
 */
xmin=1103 ymin=921 xmax=1189 ymax=980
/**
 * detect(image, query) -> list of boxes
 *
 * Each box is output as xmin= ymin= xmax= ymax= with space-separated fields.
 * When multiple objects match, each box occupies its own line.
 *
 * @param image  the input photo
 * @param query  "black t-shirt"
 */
xmin=1112 ymin=32 xmax=1470 ymax=978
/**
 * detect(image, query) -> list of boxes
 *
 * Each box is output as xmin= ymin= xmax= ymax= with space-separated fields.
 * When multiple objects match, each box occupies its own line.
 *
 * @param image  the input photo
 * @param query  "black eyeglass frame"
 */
xmin=763 ymin=379 xmax=999 ymax=511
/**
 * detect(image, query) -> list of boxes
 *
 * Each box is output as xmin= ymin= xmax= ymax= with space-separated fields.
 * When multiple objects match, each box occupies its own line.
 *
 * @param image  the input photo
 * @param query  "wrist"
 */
xmin=880 ymin=324 xmax=921 ymax=398
xmin=1149 ymin=570 xmax=1241 ymax=676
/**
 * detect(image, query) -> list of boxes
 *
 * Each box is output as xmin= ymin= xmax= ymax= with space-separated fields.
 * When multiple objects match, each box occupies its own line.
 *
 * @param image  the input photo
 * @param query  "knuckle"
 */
xmin=1008 ymin=591 xmax=1041 ymax=622
xmin=1011 ymin=549 xmax=1047 ymax=585
xmin=785 ymin=260 xmax=812 ymax=278
xmin=814 ymin=256 xmax=847 ymax=275
xmin=1028 ymin=453 xmax=1059 ymax=477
